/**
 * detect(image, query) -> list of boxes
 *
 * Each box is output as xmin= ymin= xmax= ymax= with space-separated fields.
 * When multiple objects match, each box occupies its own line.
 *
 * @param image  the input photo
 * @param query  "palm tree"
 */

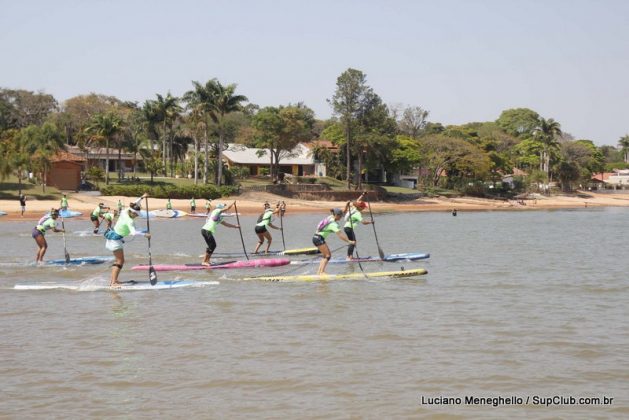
xmin=183 ymin=81 xmax=215 ymax=184
xmin=85 ymin=112 xmax=123 ymax=185
xmin=153 ymin=93 xmax=181 ymax=177
xmin=533 ymin=118 xmax=562 ymax=182
xmin=205 ymin=79 xmax=248 ymax=186
xmin=618 ymin=135 xmax=629 ymax=163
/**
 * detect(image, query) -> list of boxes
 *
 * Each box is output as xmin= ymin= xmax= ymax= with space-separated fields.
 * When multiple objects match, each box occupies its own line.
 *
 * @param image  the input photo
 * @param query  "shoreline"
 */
xmin=1 ymin=190 xmax=627 ymax=221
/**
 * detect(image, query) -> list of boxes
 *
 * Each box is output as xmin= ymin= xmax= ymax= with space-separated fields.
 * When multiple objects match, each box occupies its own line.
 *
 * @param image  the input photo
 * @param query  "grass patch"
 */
xmin=0 ymin=176 xmax=61 ymax=200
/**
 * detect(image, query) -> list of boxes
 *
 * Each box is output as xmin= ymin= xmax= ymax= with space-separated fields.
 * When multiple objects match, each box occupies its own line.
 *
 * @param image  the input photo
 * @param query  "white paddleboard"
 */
xmin=14 ymin=280 xmax=219 ymax=291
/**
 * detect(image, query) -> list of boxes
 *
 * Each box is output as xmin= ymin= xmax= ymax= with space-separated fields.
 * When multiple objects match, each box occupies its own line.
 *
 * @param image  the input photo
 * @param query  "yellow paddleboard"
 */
xmin=280 ymin=247 xmax=320 ymax=255
xmin=243 ymin=268 xmax=427 ymax=282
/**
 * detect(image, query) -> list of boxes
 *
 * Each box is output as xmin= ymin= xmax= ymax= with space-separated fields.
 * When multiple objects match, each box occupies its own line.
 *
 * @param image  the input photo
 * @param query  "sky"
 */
xmin=1 ymin=0 xmax=628 ymax=146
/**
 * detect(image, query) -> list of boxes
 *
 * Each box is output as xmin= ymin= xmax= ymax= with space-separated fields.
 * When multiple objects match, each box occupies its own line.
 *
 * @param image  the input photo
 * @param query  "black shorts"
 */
xmin=312 ymin=234 xmax=325 ymax=247
xmin=201 ymin=229 xmax=217 ymax=254
xmin=254 ymin=225 xmax=267 ymax=234
xmin=90 ymin=215 xmax=99 ymax=222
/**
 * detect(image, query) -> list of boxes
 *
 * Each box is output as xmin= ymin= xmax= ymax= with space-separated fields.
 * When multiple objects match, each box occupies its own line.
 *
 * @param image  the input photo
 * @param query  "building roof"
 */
xmin=66 ymin=145 xmax=138 ymax=160
xmin=51 ymin=150 xmax=86 ymax=163
xmin=223 ymin=143 xmax=314 ymax=165
xmin=591 ymin=172 xmax=612 ymax=182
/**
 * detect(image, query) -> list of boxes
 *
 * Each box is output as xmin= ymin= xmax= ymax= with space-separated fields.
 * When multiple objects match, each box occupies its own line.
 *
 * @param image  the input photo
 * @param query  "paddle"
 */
xmin=366 ymin=197 xmax=385 ymax=260
xmin=233 ymin=201 xmax=249 ymax=260
xmin=145 ymin=197 xmax=157 ymax=285
xmin=279 ymin=201 xmax=286 ymax=250
xmin=61 ymin=217 xmax=70 ymax=264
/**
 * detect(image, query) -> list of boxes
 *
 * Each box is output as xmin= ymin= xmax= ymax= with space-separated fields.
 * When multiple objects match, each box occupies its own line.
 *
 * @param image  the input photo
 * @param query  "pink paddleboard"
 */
xmin=132 ymin=258 xmax=290 ymax=272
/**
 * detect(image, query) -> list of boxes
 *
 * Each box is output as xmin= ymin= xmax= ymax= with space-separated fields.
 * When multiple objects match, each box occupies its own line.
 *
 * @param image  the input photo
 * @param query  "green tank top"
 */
xmin=36 ymin=218 xmax=57 ymax=235
xmin=343 ymin=209 xmax=363 ymax=229
xmin=202 ymin=209 xmax=224 ymax=233
xmin=315 ymin=215 xmax=340 ymax=239
xmin=256 ymin=210 xmax=274 ymax=227
xmin=113 ymin=210 xmax=137 ymax=237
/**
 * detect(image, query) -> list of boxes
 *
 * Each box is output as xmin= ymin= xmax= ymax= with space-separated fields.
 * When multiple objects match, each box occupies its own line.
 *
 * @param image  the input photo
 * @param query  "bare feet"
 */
xmin=201 ymin=262 xmax=210 ymax=267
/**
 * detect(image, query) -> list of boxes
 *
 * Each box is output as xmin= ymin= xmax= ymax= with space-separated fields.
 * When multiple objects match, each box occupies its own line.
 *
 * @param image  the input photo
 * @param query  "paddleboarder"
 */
xmin=102 ymin=209 xmax=118 ymax=232
xmin=252 ymin=202 xmax=282 ymax=254
xmin=200 ymin=202 xmax=240 ymax=266
xmin=343 ymin=200 xmax=373 ymax=260
xmin=190 ymin=197 xmax=196 ymax=213
xmin=312 ymin=208 xmax=355 ymax=275
xmin=60 ymin=194 xmax=69 ymax=211
xmin=205 ymin=198 xmax=212 ymax=215
xmin=166 ymin=198 xmax=173 ymax=210
xmin=105 ymin=193 xmax=150 ymax=288
xmin=90 ymin=203 xmax=108 ymax=234
xmin=32 ymin=208 xmax=65 ymax=264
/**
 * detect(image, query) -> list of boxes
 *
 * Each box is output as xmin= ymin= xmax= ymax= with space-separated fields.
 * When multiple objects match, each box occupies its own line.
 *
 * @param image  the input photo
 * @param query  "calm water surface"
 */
xmin=1 ymin=208 xmax=628 ymax=418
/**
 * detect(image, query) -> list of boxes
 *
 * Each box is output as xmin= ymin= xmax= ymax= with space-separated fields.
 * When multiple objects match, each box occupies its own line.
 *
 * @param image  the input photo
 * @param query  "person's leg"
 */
xmin=344 ymin=227 xmax=356 ymax=259
xmin=317 ymin=243 xmax=331 ymax=275
xmin=34 ymin=234 xmax=47 ymax=262
xmin=110 ymin=249 xmax=124 ymax=287
xmin=201 ymin=230 xmax=216 ymax=266
xmin=263 ymin=231 xmax=273 ymax=253
xmin=92 ymin=218 xmax=100 ymax=234
xmin=253 ymin=231 xmax=265 ymax=254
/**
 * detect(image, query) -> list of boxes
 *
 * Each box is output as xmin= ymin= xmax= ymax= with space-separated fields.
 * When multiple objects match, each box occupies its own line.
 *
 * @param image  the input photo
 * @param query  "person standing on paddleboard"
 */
xmin=201 ymin=202 xmax=239 ymax=266
xmin=343 ymin=200 xmax=373 ymax=260
xmin=60 ymin=194 xmax=69 ymax=211
xmin=105 ymin=193 xmax=150 ymax=288
xmin=32 ymin=208 xmax=65 ymax=264
xmin=252 ymin=202 xmax=282 ymax=254
xmin=166 ymin=198 xmax=173 ymax=211
xmin=312 ymin=208 xmax=355 ymax=275
xmin=90 ymin=203 xmax=108 ymax=234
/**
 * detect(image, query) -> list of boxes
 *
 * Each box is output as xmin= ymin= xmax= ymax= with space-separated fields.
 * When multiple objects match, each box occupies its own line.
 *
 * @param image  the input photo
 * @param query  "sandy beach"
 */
xmin=1 ymin=190 xmax=628 ymax=221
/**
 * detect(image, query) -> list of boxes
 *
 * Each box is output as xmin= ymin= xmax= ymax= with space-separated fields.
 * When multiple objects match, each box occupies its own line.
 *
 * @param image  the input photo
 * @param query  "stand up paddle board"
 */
xmin=243 ymin=268 xmax=428 ymax=282
xmin=46 ymin=256 xmax=114 ymax=266
xmin=131 ymin=258 xmax=290 ymax=272
xmin=14 ymin=280 xmax=219 ymax=291
xmin=46 ymin=209 xmax=82 ymax=218
xmin=152 ymin=209 xmax=188 ymax=218
xmin=188 ymin=212 xmax=239 ymax=218
xmin=0 ymin=210 xmax=7 ymax=216
xmin=211 ymin=247 xmax=320 ymax=258
xmin=291 ymin=252 xmax=430 ymax=265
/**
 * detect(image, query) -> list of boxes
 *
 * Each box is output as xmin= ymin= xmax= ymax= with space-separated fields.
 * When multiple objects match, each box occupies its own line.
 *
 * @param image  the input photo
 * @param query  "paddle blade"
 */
xmin=149 ymin=266 xmax=157 ymax=285
xmin=377 ymin=246 xmax=385 ymax=260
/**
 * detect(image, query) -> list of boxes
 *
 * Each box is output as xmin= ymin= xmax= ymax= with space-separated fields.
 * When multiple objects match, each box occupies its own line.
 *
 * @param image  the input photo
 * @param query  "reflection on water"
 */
xmin=0 ymin=209 xmax=628 ymax=417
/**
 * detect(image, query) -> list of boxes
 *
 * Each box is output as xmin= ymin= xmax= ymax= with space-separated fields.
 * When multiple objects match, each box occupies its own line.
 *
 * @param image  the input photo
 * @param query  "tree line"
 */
xmin=1 ymin=68 xmax=628 ymax=196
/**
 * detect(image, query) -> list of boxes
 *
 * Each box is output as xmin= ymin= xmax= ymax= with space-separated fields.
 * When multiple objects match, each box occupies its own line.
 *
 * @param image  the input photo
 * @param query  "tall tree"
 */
xmin=153 ymin=93 xmax=181 ymax=176
xmin=17 ymin=123 xmax=65 ymax=192
xmin=496 ymin=108 xmax=540 ymax=138
xmin=0 ymin=128 xmax=30 ymax=195
xmin=0 ymin=89 xmax=58 ymax=129
xmin=618 ymin=134 xmax=629 ymax=163
xmin=85 ymin=112 xmax=124 ymax=185
xmin=183 ymin=81 xmax=216 ymax=184
xmin=204 ymin=79 xmax=248 ymax=186
xmin=397 ymin=106 xmax=430 ymax=139
xmin=534 ymin=117 xmax=562 ymax=181
xmin=329 ymin=68 xmax=372 ymax=189
xmin=251 ymin=104 xmax=315 ymax=181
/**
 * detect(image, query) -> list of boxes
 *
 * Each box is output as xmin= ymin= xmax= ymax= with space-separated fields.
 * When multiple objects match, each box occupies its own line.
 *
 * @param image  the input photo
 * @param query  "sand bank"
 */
xmin=1 ymin=190 xmax=628 ymax=221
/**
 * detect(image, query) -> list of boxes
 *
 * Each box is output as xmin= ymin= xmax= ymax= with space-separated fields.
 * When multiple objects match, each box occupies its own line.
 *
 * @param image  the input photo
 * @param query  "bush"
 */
xmin=100 ymin=184 xmax=239 ymax=199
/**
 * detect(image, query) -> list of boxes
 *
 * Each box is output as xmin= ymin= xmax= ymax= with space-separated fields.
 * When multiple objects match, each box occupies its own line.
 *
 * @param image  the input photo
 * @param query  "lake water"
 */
xmin=1 ymin=209 xmax=628 ymax=418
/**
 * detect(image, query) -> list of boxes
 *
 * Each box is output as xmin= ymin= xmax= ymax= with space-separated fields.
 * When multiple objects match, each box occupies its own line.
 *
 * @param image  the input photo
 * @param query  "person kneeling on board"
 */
xmin=252 ymin=202 xmax=282 ymax=254
xmin=201 ymin=202 xmax=240 ymax=266
xmin=32 ymin=208 xmax=65 ymax=264
xmin=105 ymin=193 xmax=150 ymax=288
xmin=313 ymin=208 xmax=355 ymax=275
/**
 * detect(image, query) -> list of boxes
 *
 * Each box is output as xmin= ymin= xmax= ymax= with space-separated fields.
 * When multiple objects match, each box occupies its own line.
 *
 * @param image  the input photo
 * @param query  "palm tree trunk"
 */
xmin=217 ymin=128 xmax=224 ymax=186
xmin=194 ymin=136 xmax=199 ymax=185
xmin=105 ymin=139 xmax=110 ymax=185
xmin=203 ymin=128 xmax=209 ymax=184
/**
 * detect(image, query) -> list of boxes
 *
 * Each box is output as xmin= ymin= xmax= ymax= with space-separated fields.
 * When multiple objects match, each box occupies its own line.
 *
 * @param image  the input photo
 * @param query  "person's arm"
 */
xmin=268 ymin=222 xmax=280 ymax=230
xmin=336 ymin=230 xmax=355 ymax=244
xmin=131 ymin=193 xmax=149 ymax=207
xmin=221 ymin=220 xmax=240 ymax=229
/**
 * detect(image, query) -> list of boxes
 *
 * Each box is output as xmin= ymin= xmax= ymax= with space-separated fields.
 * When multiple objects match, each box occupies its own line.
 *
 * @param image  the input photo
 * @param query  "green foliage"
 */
xmin=86 ymin=166 xmax=105 ymax=184
xmin=100 ymin=183 xmax=238 ymax=199
xmin=496 ymin=108 xmax=540 ymax=138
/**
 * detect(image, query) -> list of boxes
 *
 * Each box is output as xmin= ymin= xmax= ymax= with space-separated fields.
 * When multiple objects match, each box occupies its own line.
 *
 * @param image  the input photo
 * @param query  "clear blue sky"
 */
xmin=2 ymin=0 xmax=628 ymax=145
